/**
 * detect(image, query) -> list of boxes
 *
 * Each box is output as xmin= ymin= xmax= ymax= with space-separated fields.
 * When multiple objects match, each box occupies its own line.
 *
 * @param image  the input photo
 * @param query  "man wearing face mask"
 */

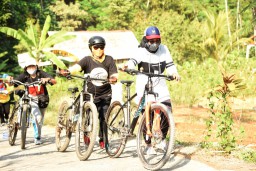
xmin=121 ymin=26 xmax=181 ymax=155
xmin=14 ymin=60 xmax=57 ymax=145
xmin=60 ymin=36 xmax=118 ymax=149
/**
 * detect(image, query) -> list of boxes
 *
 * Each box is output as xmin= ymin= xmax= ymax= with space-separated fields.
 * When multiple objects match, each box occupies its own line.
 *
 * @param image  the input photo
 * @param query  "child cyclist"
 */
xmin=9 ymin=60 xmax=57 ymax=145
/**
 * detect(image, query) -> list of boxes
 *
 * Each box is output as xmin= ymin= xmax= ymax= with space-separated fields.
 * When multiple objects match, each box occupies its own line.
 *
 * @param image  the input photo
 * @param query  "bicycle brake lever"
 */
xmin=66 ymin=74 xmax=72 ymax=80
xmin=166 ymin=75 xmax=175 ymax=81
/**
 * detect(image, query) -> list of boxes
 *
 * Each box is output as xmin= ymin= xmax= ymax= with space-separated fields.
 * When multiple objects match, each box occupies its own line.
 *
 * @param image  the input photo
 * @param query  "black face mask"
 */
xmin=145 ymin=42 xmax=160 ymax=53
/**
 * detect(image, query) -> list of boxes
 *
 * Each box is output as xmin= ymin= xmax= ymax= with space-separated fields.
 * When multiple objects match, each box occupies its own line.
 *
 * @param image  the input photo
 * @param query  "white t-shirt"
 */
xmin=127 ymin=44 xmax=178 ymax=104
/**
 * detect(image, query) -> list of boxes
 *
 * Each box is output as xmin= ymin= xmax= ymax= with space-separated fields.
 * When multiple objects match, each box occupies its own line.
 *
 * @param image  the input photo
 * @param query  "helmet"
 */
xmin=2 ymin=74 xmax=9 ymax=78
xmin=88 ymin=36 xmax=106 ymax=50
xmin=144 ymin=26 xmax=161 ymax=39
xmin=0 ymin=74 xmax=9 ymax=83
xmin=24 ymin=59 xmax=37 ymax=69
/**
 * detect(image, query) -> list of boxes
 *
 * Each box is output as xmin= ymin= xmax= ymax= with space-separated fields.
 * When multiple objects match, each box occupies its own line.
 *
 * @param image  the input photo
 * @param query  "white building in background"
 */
xmin=48 ymin=30 xmax=139 ymax=64
xmin=17 ymin=30 xmax=139 ymax=68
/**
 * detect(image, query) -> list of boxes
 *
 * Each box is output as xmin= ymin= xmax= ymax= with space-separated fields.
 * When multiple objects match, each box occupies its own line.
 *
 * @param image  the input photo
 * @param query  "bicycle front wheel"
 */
xmin=105 ymin=101 xmax=126 ymax=158
xmin=21 ymin=104 xmax=29 ymax=149
xmin=55 ymin=100 xmax=72 ymax=152
xmin=137 ymin=103 xmax=175 ymax=170
xmin=8 ymin=102 xmax=19 ymax=146
xmin=75 ymin=102 xmax=98 ymax=161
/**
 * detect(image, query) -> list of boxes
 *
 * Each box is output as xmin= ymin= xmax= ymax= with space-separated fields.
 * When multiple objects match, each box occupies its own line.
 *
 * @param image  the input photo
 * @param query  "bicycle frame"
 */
xmin=68 ymin=75 xmax=95 ymax=130
xmin=12 ymin=80 xmax=42 ymax=128
xmin=116 ymin=79 xmax=154 ymax=136
xmin=9 ymin=79 xmax=44 ymax=149
xmin=106 ymin=69 xmax=175 ymax=170
xmin=107 ymin=69 xmax=174 ymax=142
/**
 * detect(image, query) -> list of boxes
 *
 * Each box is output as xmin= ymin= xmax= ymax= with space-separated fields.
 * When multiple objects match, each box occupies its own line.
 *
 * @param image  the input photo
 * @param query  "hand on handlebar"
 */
xmin=118 ymin=64 xmax=128 ymax=71
xmin=40 ymin=78 xmax=51 ymax=84
xmin=109 ymin=76 xmax=117 ymax=84
xmin=171 ymin=73 xmax=181 ymax=81
xmin=59 ymin=69 xmax=70 ymax=77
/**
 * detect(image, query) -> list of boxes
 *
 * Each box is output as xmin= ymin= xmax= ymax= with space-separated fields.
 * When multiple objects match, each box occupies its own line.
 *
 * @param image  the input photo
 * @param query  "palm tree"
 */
xmin=0 ymin=15 xmax=76 ymax=69
xmin=200 ymin=10 xmax=234 ymax=62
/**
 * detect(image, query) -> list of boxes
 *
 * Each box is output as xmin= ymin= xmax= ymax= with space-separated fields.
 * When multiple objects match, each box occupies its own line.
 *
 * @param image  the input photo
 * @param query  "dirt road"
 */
xmin=0 ymin=125 xmax=219 ymax=171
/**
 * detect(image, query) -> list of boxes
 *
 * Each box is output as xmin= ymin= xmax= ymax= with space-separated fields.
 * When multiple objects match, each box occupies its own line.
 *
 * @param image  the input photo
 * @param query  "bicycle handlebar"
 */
xmin=56 ymin=70 xmax=108 ymax=82
xmin=68 ymin=74 xmax=110 ymax=84
xmin=10 ymin=80 xmax=43 ymax=87
xmin=122 ymin=68 xmax=174 ymax=81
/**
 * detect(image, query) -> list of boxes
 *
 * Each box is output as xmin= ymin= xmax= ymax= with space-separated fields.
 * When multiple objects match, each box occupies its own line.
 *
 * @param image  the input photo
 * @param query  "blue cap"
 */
xmin=145 ymin=26 xmax=161 ymax=39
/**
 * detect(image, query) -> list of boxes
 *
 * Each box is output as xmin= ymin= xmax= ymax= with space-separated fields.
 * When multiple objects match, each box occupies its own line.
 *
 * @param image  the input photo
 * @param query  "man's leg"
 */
xmin=30 ymin=101 xmax=43 ymax=144
xmin=0 ymin=103 xmax=5 ymax=124
xmin=3 ymin=102 xmax=10 ymax=123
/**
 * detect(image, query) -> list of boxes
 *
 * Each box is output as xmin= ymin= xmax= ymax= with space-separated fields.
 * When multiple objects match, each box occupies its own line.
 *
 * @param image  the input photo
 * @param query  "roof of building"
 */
xmin=17 ymin=30 xmax=139 ymax=68
xmin=48 ymin=30 xmax=139 ymax=60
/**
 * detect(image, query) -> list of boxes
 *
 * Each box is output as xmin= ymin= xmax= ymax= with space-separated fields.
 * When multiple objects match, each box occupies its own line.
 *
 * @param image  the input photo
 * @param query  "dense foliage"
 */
xmin=0 ymin=0 xmax=255 ymax=74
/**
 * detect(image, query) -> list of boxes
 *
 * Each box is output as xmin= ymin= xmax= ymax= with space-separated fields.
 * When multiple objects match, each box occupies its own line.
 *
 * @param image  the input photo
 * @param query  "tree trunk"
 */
xmin=252 ymin=7 xmax=256 ymax=56
xmin=252 ymin=7 xmax=256 ymax=38
xmin=225 ymin=0 xmax=232 ymax=49
xmin=236 ymin=0 xmax=240 ymax=50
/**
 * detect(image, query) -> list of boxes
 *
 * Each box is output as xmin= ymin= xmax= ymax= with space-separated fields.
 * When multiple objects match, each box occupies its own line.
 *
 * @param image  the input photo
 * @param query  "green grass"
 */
xmin=237 ymin=149 xmax=256 ymax=163
xmin=44 ymin=56 xmax=256 ymax=126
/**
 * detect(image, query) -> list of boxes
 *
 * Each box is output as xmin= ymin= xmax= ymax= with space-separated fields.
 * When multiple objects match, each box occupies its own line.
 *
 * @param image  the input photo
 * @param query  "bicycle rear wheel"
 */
xmin=137 ymin=103 xmax=175 ymax=170
xmin=21 ymin=104 xmax=29 ymax=149
xmin=8 ymin=102 xmax=19 ymax=146
xmin=55 ymin=100 xmax=72 ymax=152
xmin=105 ymin=101 xmax=127 ymax=158
xmin=75 ymin=102 xmax=98 ymax=161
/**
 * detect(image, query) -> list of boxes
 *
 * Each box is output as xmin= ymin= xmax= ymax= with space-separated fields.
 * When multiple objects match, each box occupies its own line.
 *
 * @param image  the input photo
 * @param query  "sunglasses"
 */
xmin=93 ymin=46 xmax=105 ymax=50
xmin=148 ymin=39 xmax=161 ymax=44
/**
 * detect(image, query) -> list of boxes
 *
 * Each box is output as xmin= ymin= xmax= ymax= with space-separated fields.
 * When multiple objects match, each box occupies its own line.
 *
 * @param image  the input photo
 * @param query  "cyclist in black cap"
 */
xmin=60 ymin=36 xmax=118 ymax=149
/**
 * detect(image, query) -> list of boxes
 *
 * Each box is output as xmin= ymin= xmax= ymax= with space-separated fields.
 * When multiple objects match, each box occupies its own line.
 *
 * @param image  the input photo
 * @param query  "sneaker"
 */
xmin=84 ymin=135 xmax=90 ymax=146
xmin=145 ymin=146 xmax=157 ymax=155
xmin=99 ymin=141 xmax=105 ymax=149
xmin=155 ymin=139 xmax=167 ymax=152
xmin=35 ymin=139 xmax=42 ymax=145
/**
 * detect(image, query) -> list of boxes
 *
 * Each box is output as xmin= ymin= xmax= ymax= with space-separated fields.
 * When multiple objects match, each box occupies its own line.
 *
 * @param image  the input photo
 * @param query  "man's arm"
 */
xmin=59 ymin=64 xmax=82 ymax=76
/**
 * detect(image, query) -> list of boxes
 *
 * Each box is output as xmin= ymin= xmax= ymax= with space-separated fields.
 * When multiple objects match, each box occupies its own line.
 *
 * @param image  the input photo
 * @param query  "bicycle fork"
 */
xmin=78 ymin=92 xmax=93 ymax=133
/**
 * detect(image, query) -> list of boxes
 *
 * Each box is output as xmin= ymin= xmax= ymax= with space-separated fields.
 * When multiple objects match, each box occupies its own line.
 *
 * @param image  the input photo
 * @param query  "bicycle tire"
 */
xmin=21 ymin=104 xmax=28 ymax=149
xmin=105 ymin=101 xmax=127 ymax=158
xmin=137 ymin=103 xmax=175 ymax=170
xmin=55 ymin=100 xmax=72 ymax=152
xmin=8 ymin=102 xmax=19 ymax=146
xmin=75 ymin=101 xmax=98 ymax=161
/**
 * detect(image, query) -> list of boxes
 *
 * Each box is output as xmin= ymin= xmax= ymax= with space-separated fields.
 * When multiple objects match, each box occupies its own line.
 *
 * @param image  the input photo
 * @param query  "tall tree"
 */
xmin=98 ymin=0 xmax=136 ymax=30
xmin=201 ymin=10 xmax=232 ymax=62
xmin=49 ymin=0 xmax=88 ymax=31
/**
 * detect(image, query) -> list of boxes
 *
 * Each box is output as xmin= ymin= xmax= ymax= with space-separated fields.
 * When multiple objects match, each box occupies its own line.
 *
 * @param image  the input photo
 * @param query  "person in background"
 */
xmin=121 ymin=26 xmax=180 ymax=155
xmin=0 ymin=74 xmax=14 ymax=125
xmin=60 ymin=36 xmax=118 ymax=149
xmin=11 ymin=60 xmax=57 ymax=145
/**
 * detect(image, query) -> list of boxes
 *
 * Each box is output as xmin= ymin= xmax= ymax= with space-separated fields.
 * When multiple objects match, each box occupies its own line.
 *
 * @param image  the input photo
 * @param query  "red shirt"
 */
xmin=28 ymin=84 xmax=45 ymax=96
